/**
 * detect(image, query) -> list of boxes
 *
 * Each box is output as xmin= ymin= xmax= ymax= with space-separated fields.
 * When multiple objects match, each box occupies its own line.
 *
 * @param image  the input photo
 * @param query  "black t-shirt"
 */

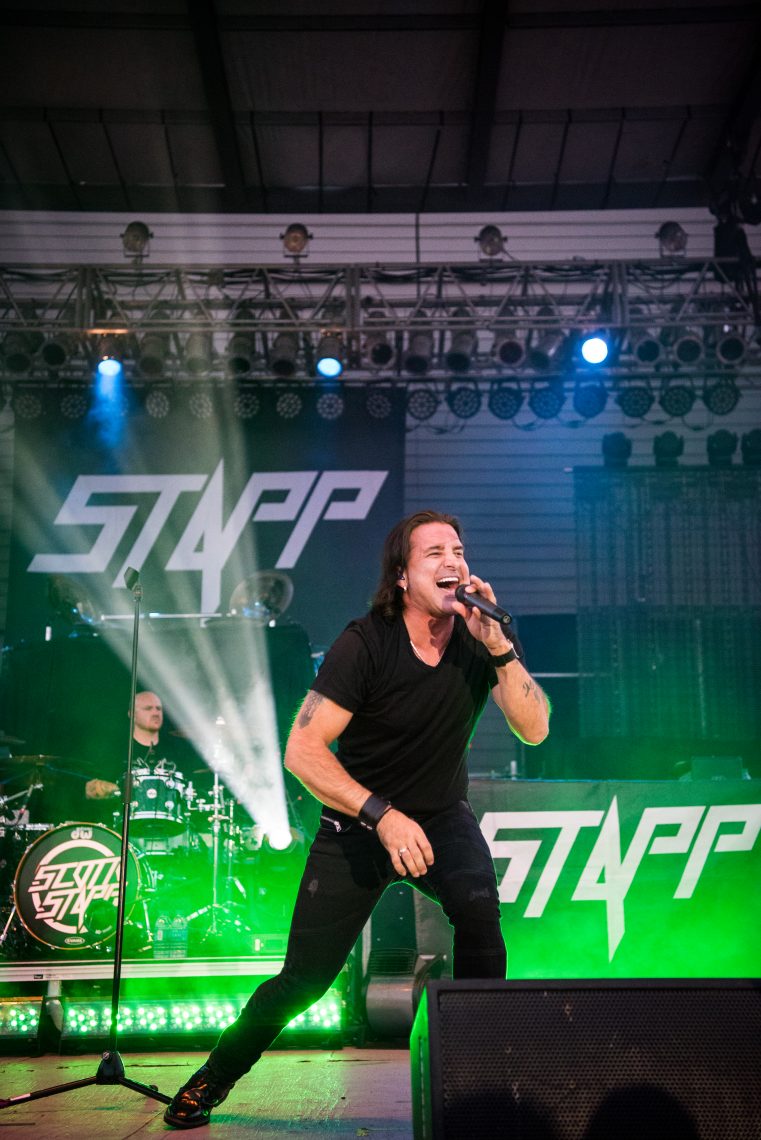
xmin=310 ymin=610 xmax=499 ymax=816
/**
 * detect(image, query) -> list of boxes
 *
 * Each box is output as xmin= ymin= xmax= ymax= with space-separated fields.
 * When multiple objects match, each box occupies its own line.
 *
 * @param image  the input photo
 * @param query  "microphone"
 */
xmin=455 ymin=584 xmax=513 ymax=626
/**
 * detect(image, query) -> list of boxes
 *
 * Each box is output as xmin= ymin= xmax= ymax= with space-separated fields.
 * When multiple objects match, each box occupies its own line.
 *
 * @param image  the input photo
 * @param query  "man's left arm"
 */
xmin=489 ymin=655 xmax=550 ymax=745
xmin=453 ymin=573 xmax=550 ymax=745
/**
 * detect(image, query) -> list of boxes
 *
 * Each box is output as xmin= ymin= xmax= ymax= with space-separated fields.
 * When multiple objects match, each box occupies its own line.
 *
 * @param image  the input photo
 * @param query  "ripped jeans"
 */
xmin=210 ymin=799 xmax=506 ymax=1079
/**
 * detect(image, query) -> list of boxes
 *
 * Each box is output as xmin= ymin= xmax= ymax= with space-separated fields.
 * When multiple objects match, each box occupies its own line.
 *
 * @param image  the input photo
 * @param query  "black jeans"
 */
xmin=210 ymin=799 xmax=505 ymax=1079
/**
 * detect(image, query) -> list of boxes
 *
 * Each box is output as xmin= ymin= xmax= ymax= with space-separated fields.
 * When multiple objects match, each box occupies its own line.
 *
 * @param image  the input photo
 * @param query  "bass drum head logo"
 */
xmin=13 ymin=823 xmax=140 ymax=949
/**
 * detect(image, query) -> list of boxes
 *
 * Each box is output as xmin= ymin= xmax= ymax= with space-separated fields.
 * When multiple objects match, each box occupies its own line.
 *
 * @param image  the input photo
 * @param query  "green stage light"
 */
xmin=0 ymin=998 xmax=43 ymax=1043
xmin=59 ymin=988 xmax=345 ymax=1045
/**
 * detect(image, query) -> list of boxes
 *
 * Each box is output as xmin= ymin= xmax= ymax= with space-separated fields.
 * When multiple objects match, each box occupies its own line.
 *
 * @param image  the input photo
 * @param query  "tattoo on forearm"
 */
xmin=522 ymin=679 xmax=542 ymax=705
xmin=297 ymin=690 xmax=325 ymax=728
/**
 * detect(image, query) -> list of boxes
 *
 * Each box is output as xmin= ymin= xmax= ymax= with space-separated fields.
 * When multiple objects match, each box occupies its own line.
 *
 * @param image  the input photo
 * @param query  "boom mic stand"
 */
xmin=0 ymin=567 xmax=171 ymax=1113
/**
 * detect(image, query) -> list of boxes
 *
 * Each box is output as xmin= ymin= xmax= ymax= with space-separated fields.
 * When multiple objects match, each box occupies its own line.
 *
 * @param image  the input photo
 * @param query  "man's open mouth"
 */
xmin=436 ymin=576 xmax=459 ymax=590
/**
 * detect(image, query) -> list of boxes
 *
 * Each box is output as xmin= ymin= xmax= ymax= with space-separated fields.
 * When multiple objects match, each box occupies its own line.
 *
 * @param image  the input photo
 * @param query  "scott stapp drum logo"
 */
xmin=14 ymin=825 xmax=139 ymax=948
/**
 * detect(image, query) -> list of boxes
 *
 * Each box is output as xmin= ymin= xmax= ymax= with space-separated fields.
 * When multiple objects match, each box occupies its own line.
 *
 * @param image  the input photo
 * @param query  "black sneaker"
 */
xmin=163 ymin=1062 xmax=235 ymax=1129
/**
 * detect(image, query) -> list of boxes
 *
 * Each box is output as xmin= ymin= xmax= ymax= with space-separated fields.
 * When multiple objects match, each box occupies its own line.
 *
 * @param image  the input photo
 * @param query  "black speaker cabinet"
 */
xmin=410 ymin=979 xmax=761 ymax=1140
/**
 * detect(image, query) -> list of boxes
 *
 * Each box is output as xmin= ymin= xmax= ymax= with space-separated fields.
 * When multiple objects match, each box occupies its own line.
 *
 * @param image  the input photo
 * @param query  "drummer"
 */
xmin=85 ymin=690 xmax=166 ymax=803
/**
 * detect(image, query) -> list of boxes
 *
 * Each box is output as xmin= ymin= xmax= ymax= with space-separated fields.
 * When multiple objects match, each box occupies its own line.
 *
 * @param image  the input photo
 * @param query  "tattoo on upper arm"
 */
xmin=297 ymin=690 xmax=325 ymax=728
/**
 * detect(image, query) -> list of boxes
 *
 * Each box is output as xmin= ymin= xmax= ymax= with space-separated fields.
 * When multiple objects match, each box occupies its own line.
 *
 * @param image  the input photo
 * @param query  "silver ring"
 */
xmin=398 ymin=847 xmax=408 ymax=856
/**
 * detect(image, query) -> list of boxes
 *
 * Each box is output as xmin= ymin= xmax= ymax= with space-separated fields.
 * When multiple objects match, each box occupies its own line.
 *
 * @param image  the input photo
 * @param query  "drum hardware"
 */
xmin=184 ymin=718 xmax=251 ymax=944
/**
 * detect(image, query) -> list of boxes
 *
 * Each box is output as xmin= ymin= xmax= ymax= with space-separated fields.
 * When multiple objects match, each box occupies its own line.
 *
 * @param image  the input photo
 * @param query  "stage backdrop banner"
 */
xmin=7 ymin=387 xmax=405 ymax=649
xmin=469 ymin=777 xmax=761 ymax=979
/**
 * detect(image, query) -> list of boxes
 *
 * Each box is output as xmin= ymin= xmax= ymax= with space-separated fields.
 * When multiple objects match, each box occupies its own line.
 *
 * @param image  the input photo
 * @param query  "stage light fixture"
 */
xmin=476 ymin=224 xmax=506 ymax=258
xmin=2 ymin=331 xmax=37 ymax=374
xmin=0 ymin=998 xmax=42 ymax=1044
xmin=144 ymin=385 xmax=171 ymax=419
xmin=404 ymin=331 xmax=433 ymax=376
xmin=572 ymin=379 xmax=608 ymax=419
xmin=96 ymin=335 xmax=124 ymax=381
xmin=616 ymin=382 xmax=654 ymax=419
xmin=363 ymin=311 xmax=394 ymax=368
xmin=121 ymin=220 xmax=153 ymax=259
xmin=579 ymin=332 xmax=610 ymax=366
xmin=493 ymin=333 xmax=525 ymax=367
xmin=653 ymin=430 xmax=684 ymax=468
xmin=365 ymin=333 xmax=394 ymax=367
xmin=487 ymin=380 xmax=523 ymax=420
xmin=659 ymin=380 xmax=696 ymax=418
xmin=673 ymin=328 xmax=704 ymax=365
xmin=58 ymin=989 xmax=344 ymax=1044
xmin=184 ymin=332 xmax=213 ymax=375
xmin=715 ymin=327 xmax=746 ymax=365
xmin=316 ymin=390 xmax=345 ymax=420
xmin=527 ymin=308 xmax=566 ymax=372
xmin=446 ymin=380 xmax=481 ymax=420
xmin=365 ymin=389 xmax=393 ymax=419
xmin=315 ymin=333 xmax=343 ymax=379
xmin=275 ymin=389 xmax=303 ymax=419
xmin=59 ymin=387 xmax=90 ymax=419
xmin=628 ymin=327 xmax=662 ymax=364
xmin=269 ymin=332 xmax=299 ymax=377
xmin=41 ymin=333 xmax=74 ymax=370
xmin=281 ymin=223 xmax=311 ymax=257
xmin=656 ymin=221 xmax=687 ymax=256
xmin=741 ymin=429 xmax=761 ymax=466
xmin=406 ymin=385 xmax=439 ymax=421
xmin=188 ymin=388 xmax=214 ymax=419
xmin=528 ymin=378 xmax=565 ymax=419
xmin=232 ymin=387 xmax=260 ymax=419
xmin=703 ymin=376 xmax=740 ymax=415
xmin=137 ymin=332 xmax=168 ymax=378
xmin=11 ymin=389 xmax=44 ymax=419
xmin=445 ymin=313 xmax=476 ymax=373
xmin=706 ymin=429 xmax=738 ymax=468
xmin=226 ymin=331 xmax=256 ymax=376
xmin=602 ymin=432 xmax=632 ymax=469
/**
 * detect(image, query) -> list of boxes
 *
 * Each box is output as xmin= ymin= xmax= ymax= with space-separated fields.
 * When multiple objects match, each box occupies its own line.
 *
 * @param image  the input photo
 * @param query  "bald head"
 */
xmin=131 ymin=690 xmax=163 ymax=745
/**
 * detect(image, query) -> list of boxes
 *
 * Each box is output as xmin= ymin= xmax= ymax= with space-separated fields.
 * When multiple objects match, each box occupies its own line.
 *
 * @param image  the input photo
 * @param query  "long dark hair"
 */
xmin=371 ymin=509 xmax=463 ymax=619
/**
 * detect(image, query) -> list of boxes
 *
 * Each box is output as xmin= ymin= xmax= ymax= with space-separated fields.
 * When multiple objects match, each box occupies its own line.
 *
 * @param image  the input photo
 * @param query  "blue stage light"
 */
xmin=315 ymin=333 xmax=344 ymax=379
xmin=579 ymin=333 xmax=610 ymax=365
xmin=316 ymin=355 xmax=343 ymax=379
xmin=96 ymin=357 xmax=122 ymax=380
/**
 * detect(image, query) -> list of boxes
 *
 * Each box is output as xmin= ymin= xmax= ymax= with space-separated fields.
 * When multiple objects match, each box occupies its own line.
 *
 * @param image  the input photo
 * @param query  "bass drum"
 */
xmin=13 ymin=822 xmax=141 ymax=950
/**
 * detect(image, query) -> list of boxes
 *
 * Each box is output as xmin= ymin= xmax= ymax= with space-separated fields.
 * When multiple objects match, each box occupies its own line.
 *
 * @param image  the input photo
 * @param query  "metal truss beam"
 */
xmin=0 ymin=257 xmax=759 ymax=384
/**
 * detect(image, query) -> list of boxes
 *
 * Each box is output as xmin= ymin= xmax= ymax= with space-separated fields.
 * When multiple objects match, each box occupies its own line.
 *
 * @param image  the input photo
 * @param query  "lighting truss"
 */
xmin=0 ymin=258 xmax=759 ymax=387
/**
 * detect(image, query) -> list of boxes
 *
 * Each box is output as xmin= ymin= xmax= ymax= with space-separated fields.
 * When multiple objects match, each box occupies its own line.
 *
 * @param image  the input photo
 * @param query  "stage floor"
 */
xmin=0 ymin=1048 xmax=413 ymax=1138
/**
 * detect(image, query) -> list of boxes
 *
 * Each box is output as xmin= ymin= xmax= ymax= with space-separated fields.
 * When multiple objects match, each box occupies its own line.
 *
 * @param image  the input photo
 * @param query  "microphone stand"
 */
xmin=0 ymin=567 xmax=171 ymax=1113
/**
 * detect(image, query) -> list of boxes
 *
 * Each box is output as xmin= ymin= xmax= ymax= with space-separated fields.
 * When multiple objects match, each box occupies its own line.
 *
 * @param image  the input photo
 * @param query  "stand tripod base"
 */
xmin=0 ymin=1051 xmax=171 ymax=1109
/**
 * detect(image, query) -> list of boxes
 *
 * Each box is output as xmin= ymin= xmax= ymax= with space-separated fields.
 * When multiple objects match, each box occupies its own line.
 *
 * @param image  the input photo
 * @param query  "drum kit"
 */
xmin=0 ymin=730 xmax=258 ymax=958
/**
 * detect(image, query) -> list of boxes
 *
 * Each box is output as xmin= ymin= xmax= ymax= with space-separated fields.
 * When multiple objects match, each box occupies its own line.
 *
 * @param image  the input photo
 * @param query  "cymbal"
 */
xmin=0 ymin=732 xmax=25 ymax=746
xmin=7 ymin=754 xmax=61 ymax=765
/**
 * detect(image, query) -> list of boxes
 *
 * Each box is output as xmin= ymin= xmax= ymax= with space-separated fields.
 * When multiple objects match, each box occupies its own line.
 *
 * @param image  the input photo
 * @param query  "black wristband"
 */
xmin=358 ymin=793 xmax=392 ymax=831
xmin=490 ymin=645 xmax=517 ymax=668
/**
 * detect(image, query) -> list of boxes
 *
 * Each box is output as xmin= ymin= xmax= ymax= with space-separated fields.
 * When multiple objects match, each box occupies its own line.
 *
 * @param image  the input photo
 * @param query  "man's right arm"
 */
xmin=284 ymin=689 xmax=366 ymax=816
xmin=284 ymin=689 xmax=433 ymax=878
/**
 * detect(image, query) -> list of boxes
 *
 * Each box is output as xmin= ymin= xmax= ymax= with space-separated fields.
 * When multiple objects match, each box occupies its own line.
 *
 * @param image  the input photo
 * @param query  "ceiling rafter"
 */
xmin=185 ymin=0 xmax=249 ymax=212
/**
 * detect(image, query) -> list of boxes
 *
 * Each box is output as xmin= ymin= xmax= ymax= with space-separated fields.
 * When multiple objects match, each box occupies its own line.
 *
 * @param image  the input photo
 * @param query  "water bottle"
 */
xmin=170 ymin=913 xmax=189 ymax=959
xmin=153 ymin=914 xmax=171 ymax=960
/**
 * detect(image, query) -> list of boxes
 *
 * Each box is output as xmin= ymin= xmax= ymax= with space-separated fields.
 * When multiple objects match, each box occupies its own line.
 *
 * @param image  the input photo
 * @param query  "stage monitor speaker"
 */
xmin=410 ymin=979 xmax=761 ymax=1140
